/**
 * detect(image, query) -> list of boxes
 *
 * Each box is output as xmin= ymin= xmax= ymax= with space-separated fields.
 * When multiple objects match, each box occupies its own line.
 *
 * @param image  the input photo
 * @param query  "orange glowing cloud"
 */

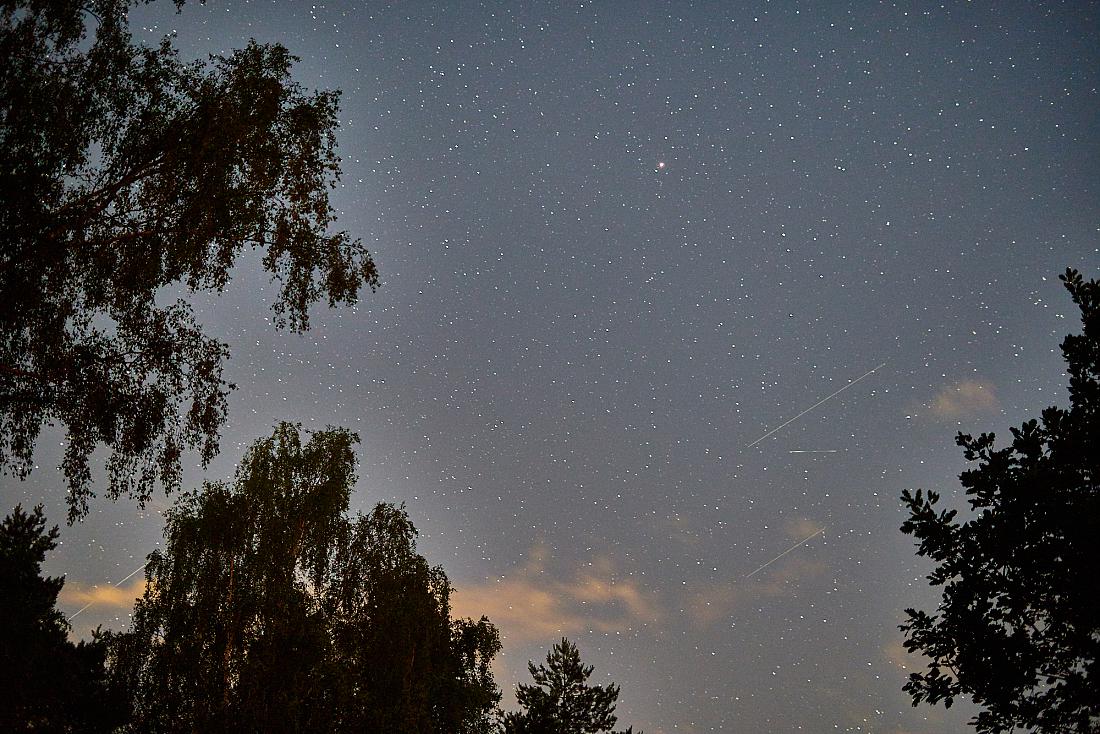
xmin=60 ymin=578 xmax=147 ymax=612
xmin=451 ymin=545 xmax=661 ymax=643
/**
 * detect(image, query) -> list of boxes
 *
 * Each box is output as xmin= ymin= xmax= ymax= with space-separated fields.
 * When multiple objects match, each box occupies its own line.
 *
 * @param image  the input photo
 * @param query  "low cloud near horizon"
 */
xmin=451 ymin=544 xmax=662 ymax=643
xmin=59 ymin=578 xmax=146 ymax=613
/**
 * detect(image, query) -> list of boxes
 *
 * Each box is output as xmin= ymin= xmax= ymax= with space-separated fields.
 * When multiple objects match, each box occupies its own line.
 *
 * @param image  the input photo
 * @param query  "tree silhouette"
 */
xmin=0 ymin=504 xmax=126 ymax=732
xmin=0 ymin=1 xmax=378 ymax=521
xmin=112 ymin=423 xmax=500 ymax=732
xmin=900 ymin=268 xmax=1100 ymax=733
xmin=504 ymin=637 xmax=638 ymax=734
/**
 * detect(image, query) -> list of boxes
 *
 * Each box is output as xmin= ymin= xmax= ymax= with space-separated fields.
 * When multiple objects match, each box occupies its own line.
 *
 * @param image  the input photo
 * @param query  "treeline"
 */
xmin=0 ymin=2 xmax=638 ymax=729
xmin=1 ymin=423 xmax=637 ymax=733
xmin=3 ymin=2 xmax=1098 ymax=732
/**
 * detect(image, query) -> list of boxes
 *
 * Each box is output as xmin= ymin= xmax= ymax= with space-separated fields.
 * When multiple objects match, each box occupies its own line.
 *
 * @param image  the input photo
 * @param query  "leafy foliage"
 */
xmin=112 ymin=423 xmax=500 ymax=733
xmin=504 ymin=637 xmax=638 ymax=734
xmin=899 ymin=268 xmax=1100 ymax=733
xmin=0 ymin=1 xmax=378 ymax=521
xmin=0 ymin=504 xmax=126 ymax=732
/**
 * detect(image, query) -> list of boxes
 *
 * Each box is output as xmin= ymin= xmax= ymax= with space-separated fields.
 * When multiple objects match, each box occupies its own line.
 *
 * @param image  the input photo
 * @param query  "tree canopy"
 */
xmin=0 ymin=0 xmax=378 ymax=521
xmin=504 ymin=637 xmax=638 ymax=734
xmin=0 ymin=504 xmax=126 ymax=732
xmin=110 ymin=423 xmax=500 ymax=733
xmin=899 ymin=268 xmax=1100 ymax=733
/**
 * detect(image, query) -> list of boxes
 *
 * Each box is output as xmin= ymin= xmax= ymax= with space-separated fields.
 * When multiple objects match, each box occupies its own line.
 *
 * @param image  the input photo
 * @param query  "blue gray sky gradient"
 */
xmin=7 ymin=2 xmax=1098 ymax=731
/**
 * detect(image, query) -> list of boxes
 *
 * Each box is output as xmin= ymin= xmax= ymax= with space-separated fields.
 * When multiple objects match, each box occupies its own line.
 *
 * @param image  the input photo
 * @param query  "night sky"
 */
xmin=8 ymin=1 xmax=1099 ymax=731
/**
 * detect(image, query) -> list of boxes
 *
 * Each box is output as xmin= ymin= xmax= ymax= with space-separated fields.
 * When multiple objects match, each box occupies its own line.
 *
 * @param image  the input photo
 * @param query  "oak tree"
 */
xmin=900 ymin=268 xmax=1100 ymax=733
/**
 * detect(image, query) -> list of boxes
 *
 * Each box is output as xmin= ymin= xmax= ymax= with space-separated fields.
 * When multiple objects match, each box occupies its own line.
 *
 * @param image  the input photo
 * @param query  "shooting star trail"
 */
xmin=788 ymin=449 xmax=839 ymax=454
xmin=747 ymin=362 xmax=887 ymax=448
xmin=67 ymin=562 xmax=147 ymax=621
xmin=745 ymin=527 xmax=826 ymax=579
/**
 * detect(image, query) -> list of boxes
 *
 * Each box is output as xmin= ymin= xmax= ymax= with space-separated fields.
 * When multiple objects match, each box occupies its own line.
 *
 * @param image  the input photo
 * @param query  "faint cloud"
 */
xmin=660 ymin=513 xmax=703 ymax=546
xmin=686 ymin=554 xmax=828 ymax=629
xmin=451 ymin=546 xmax=661 ymax=643
xmin=751 ymin=555 xmax=828 ymax=598
xmin=884 ymin=636 xmax=936 ymax=675
xmin=686 ymin=583 xmax=739 ymax=627
xmin=883 ymin=639 xmax=914 ymax=671
xmin=929 ymin=380 xmax=999 ymax=419
xmin=782 ymin=516 xmax=823 ymax=542
xmin=60 ymin=578 xmax=146 ymax=612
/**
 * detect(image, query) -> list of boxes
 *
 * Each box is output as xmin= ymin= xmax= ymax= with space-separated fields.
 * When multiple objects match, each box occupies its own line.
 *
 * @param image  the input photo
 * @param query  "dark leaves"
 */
xmin=504 ymin=637 xmax=638 ymax=734
xmin=0 ymin=504 xmax=127 ymax=731
xmin=118 ymin=424 xmax=501 ymax=733
xmin=1 ymin=2 xmax=377 ymax=520
xmin=898 ymin=270 xmax=1100 ymax=733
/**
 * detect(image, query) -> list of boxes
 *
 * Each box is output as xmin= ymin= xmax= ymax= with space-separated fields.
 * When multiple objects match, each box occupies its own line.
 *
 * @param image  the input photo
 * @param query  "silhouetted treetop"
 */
xmin=504 ymin=637 xmax=639 ymax=734
xmin=0 ymin=0 xmax=378 ymax=521
xmin=900 ymin=268 xmax=1099 ymax=733
xmin=0 ymin=504 xmax=126 ymax=732
xmin=112 ymin=423 xmax=500 ymax=733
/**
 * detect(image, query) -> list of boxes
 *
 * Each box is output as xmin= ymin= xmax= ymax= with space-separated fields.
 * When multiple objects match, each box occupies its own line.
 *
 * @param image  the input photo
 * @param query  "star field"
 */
xmin=8 ymin=2 xmax=1098 ymax=732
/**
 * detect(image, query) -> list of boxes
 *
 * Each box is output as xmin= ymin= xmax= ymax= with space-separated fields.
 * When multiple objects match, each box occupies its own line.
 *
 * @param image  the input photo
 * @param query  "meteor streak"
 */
xmin=745 ymin=527 xmax=826 ymax=579
xmin=747 ymin=362 xmax=886 ymax=448
xmin=67 ymin=562 xmax=147 ymax=621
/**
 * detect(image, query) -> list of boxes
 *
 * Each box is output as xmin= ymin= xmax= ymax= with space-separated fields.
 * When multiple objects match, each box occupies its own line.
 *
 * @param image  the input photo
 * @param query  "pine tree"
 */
xmin=0 ymin=504 xmax=126 ymax=731
xmin=504 ymin=638 xmax=638 ymax=734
